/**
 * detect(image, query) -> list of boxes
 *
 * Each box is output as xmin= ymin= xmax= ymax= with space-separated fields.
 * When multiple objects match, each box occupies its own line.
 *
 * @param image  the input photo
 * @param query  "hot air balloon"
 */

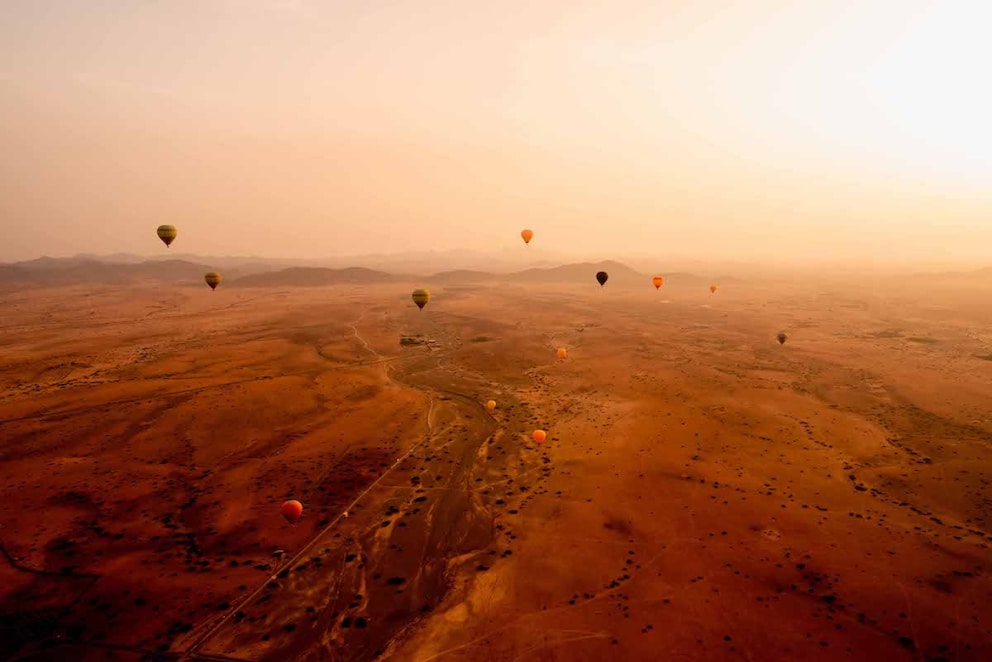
xmin=596 ymin=271 xmax=608 ymax=287
xmin=556 ymin=347 xmax=567 ymax=359
xmin=412 ymin=288 xmax=430 ymax=310
xmin=521 ymin=229 xmax=534 ymax=245
xmin=652 ymin=276 xmax=663 ymax=289
xmin=486 ymin=400 xmax=496 ymax=412
xmin=281 ymin=500 xmax=303 ymax=524
xmin=156 ymin=225 xmax=177 ymax=248
xmin=204 ymin=272 xmax=222 ymax=290
xmin=532 ymin=429 xmax=547 ymax=443
xmin=777 ymin=331 xmax=787 ymax=345
xmin=710 ymin=285 xmax=718 ymax=294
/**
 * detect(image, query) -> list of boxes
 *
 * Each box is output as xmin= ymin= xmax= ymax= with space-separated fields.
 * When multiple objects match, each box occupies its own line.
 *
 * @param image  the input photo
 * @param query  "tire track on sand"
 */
xmin=180 ymin=310 xmax=434 ymax=660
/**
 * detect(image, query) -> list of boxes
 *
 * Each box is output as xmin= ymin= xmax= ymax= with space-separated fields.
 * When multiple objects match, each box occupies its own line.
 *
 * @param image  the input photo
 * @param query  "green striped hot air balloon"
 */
xmin=411 ymin=288 xmax=430 ymax=310
xmin=205 ymin=272 xmax=222 ymax=290
xmin=157 ymin=224 xmax=177 ymax=247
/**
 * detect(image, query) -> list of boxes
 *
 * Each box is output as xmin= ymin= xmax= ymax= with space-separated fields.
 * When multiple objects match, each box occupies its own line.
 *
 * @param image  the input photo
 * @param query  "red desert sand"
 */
xmin=1 ymin=276 xmax=991 ymax=661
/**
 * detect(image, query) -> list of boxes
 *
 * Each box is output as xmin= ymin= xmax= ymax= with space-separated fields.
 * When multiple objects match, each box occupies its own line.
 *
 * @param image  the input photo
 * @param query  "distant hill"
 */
xmin=429 ymin=269 xmax=500 ymax=284
xmin=0 ymin=254 xmax=726 ymax=291
xmin=507 ymin=260 xmax=646 ymax=285
xmin=232 ymin=267 xmax=400 ymax=287
xmin=0 ymin=258 xmax=222 ymax=287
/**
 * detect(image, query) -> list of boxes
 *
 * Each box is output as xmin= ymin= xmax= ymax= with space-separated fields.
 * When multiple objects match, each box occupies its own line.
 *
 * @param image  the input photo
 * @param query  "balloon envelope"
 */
xmin=205 ymin=272 xmax=222 ymax=290
xmin=532 ymin=429 xmax=547 ymax=443
xmin=411 ymin=288 xmax=430 ymax=310
xmin=652 ymin=276 xmax=663 ymax=289
xmin=777 ymin=332 xmax=787 ymax=345
xmin=521 ymin=229 xmax=534 ymax=245
xmin=556 ymin=347 xmax=567 ymax=359
xmin=596 ymin=271 xmax=608 ymax=286
xmin=156 ymin=225 xmax=177 ymax=247
xmin=486 ymin=400 xmax=496 ymax=412
xmin=710 ymin=285 xmax=717 ymax=294
xmin=281 ymin=500 xmax=303 ymax=524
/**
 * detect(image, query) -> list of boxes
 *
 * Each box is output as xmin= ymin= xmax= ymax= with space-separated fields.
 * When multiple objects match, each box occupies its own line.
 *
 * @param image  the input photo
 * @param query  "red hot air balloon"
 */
xmin=281 ymin=500 xmax=303 ymax=524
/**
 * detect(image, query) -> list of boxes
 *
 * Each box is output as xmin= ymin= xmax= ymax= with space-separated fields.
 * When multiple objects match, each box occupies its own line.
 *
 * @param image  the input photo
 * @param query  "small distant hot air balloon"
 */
xmin=556 ymin=347 xmax=568 ymax=359
xmin=710 ymin=285 xmax=718 ymax=294
xmin=281 ymin=500 xmax=303 ymax=524
xmin=532 ymin=429 xmax=547 ymax=443
xmin=411 ymin=288 xmax=430 ymax=310
xmin=486 ymin=400 xmax=496 ymax=412
xmin=521 ymin=229 xmax=534 ymax=245
xmin=157 ymin=225 xmax=177 ymax=248
xmin=596 ymin=271 xmax=608 ymax=287
xmin=777 ymin=331 xmax=788 ymax=345
xmin=652 ymin=276 xmax=663 ymax=289
xmin=204 ymin=272 xmax=222 ymax=290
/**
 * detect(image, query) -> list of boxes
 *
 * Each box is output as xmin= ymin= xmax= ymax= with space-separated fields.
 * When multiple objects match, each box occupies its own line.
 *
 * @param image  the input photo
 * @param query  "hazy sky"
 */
xmin=2 ymin=0 xmax=990 ymax=266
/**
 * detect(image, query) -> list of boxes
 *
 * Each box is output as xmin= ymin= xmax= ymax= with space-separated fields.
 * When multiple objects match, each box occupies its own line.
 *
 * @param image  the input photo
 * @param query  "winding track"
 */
xmin=180 ymin=311 xmax=442 ymax=660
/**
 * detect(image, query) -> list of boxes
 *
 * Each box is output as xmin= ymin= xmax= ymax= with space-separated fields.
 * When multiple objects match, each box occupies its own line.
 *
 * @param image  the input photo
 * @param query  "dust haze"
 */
xmin=2 ymin=1 xmax=992 ymax=661
xmin=2 ymin=1 xmax=991 ymax=265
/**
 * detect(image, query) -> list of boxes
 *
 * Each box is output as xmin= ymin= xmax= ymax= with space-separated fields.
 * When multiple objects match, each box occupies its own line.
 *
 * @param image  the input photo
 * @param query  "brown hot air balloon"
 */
xmin=710 ymin=285 xmax=718 ymax=294
xmin=556 ymin=347 xmax=568 ymax=359
xmin=204 ymin=272 xmax=222 ymax=290
xmin=281 ymin=500 xmax=303 ymax=524
xmin=532 ymin=429 xmax=547 ymax=443
xmin=596 ymin=271 xmax=609 ymax=287
xmin=777 ymin=331 xmax=788 ymax=345
xmin=486 ymin=400 xmax=496 ymax=412
xmin=521 ymin=229 xmax=534 ymax=245
xmin=652 ymin=276 xmax=663 ymax=289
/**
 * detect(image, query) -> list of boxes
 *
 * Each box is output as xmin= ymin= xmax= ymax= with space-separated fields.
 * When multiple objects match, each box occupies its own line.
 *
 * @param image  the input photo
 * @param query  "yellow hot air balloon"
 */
xmin=710 ymin=285 xmax=717 ymax=294
xmin=652 ymin=276 xmax=663 ymax=289
xmin=412 ymin=288 xmax=430 ymax=310
xmin=556 ymin=347 xmax=567 ymax=359
xmin=521 ymin=229 xmax=534 ymax=245
xmin=486 ymin=400 xmax=496 ymax=412
xmin=157 ymin=225 xmax=177 ymax=248
xmin=532 ymin=429 xmax=547 ymax=443
xmin=205 ymin=272 xmax=222 ymax=290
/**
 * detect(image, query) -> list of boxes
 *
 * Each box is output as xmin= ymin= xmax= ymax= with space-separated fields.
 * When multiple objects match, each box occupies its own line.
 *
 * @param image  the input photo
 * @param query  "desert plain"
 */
xmin=1 ymin=272 xmax=991 ymax=662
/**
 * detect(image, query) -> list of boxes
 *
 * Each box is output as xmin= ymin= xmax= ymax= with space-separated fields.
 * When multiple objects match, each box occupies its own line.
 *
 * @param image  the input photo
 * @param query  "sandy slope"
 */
xmin=1 ymin=277 xmax=990 ymax=661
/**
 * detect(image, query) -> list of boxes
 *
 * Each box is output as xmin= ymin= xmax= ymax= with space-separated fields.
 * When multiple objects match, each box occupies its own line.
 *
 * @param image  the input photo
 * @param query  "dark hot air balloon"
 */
xmin=777 ymin=331 xmax=787 ymax=345
xmin=411 ymin=288 xmax=430 ymax=310
xmin=157 ymin=225 xmax=177 ymax=247
xmin=204 ymin=272 xmax=221 ymax=290
xmin=596 ymin=271 xmax=608 ymax=287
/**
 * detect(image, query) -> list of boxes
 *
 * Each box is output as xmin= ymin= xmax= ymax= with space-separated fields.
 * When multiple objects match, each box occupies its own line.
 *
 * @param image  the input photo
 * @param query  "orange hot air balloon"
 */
xmin=556 ymin=347 xmax=567 ymax=359
xmin=532 ymin=429 xmax=547 ymax=443
xmin=710 ymin=285 xmax=717 ymax=294
xmin=521 ymin=229 xmax=534 ymax=245
xmin=281 ymin=500 xmax=303 ymax=524
xmin=486 ymin=400 xmax=496 ymax=412
xmin=652 ymin=276 xmax=663 ymax=289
